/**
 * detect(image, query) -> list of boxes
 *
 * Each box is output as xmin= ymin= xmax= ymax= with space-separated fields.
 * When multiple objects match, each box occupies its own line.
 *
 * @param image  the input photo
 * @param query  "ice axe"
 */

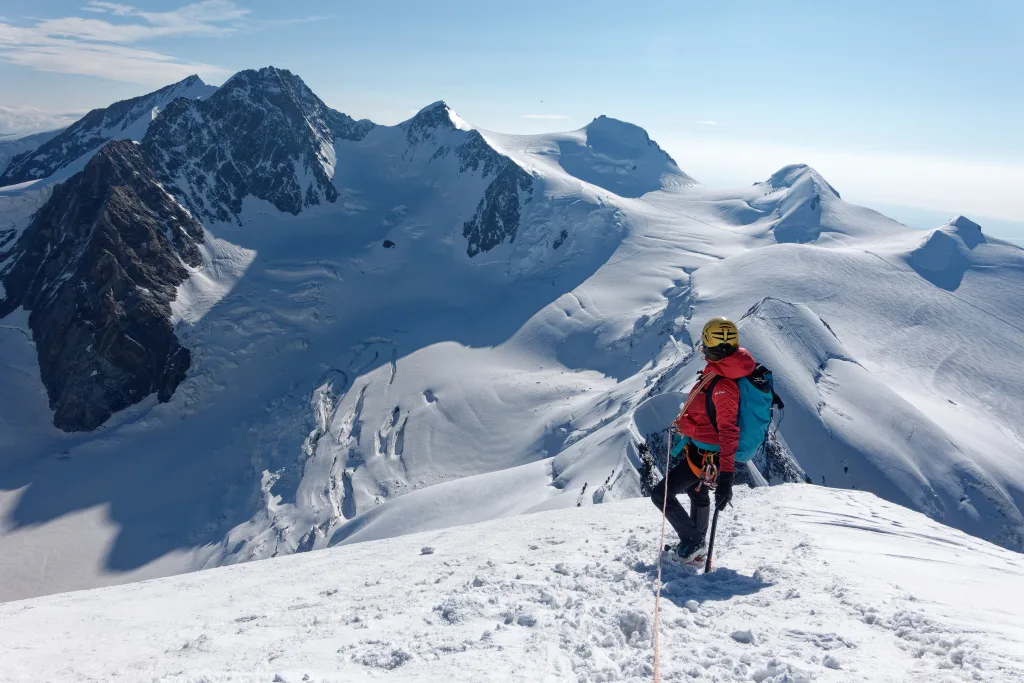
xmin=704 ymin=505 xmax=720 ymax=573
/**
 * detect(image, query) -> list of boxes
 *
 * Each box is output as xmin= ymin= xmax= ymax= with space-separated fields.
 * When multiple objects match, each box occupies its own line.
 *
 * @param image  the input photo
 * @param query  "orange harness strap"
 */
xmin=683 ymin=444 xmax=720 ymax=490
xmin=686 ymin=449 xmax=703 ymax=478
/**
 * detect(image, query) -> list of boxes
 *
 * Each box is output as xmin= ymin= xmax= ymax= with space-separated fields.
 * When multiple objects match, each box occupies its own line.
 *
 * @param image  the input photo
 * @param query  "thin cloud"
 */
xmin=523 ymin=114 xmax=571 ymax=120
xmin=40 ymin=1 xmax=248 ymax=42
xmin=696 ymin=120 xmax=721 ymax=126
xmin=0 ymin=104 xmax=85 ymax=135
xmin=0 ymin=1 xmax=253 ymax=86
xmin=82 ymin=2 xmax=136 ymax=16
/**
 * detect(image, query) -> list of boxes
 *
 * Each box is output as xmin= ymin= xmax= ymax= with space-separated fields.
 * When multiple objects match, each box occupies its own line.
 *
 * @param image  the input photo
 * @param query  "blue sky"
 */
xmin=1 ymin=0 xmax=1022 ymax=239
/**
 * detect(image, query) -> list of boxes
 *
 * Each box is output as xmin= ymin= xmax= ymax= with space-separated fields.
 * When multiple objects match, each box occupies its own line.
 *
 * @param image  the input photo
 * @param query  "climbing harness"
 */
xmin=688 ymin=445 xmax=720 ymax=493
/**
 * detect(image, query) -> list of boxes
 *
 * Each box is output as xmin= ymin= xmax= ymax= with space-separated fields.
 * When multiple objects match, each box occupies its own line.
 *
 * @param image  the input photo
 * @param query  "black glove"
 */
xmin=715 ymin=471 xmax=735 ymax=511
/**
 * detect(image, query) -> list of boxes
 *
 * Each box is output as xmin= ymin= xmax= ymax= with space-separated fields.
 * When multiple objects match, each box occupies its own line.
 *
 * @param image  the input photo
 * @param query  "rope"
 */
xmin=652 ymin=423 xmax=671 ymax=683
xmin=652 ymin=374 xmax=713 ymax=682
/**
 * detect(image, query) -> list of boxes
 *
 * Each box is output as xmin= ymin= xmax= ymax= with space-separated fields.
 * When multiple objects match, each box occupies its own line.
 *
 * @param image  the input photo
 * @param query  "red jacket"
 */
xmin=674 ymin=347 xmax=756 ymax=473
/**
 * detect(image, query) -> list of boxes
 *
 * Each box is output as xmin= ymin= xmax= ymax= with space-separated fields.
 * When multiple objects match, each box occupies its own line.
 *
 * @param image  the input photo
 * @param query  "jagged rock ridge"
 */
xmin=0 ymin=141 xmax=205 ymax=431
xmin=0 ymin=75 xmax=216 ymax=186
xmin=462 ymin=161 xmax=535 ymax=257
xmin=142 ymin=67 xmax=375 ymax=223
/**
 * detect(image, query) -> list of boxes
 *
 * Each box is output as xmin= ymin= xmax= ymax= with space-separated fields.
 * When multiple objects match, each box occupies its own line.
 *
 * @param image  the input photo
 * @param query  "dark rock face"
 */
xmin=402 ymin=101 xmax=456 ymax=149
xmin=553 ymin=229 xmax=568 ymax=250
xmin=0 ymin=75 xmax=215 ymax=186
xmin=454 ymin=131 xmax=506 ymax=178
xmin=142 ymin=67 xmax=375 ymax=223
xmin=463 ymin=161 xmax=535 ymax=257
xmin=0 ymin=141 xmax=204 ymax=431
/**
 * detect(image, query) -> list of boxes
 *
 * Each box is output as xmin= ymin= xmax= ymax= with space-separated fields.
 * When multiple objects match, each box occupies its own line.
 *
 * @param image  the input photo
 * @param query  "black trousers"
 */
xmin=650 ymin=444 xmax=712 ymax=545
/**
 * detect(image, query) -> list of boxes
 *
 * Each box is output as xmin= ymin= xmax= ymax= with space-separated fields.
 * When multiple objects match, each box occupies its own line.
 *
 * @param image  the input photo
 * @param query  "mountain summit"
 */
xmin=143 ymin=66 xmax=375 ymax=223
xmin=523 ymin=115 xmax=698 ymax=197
xmin=0 ymin=75 xmax=216 ymax=186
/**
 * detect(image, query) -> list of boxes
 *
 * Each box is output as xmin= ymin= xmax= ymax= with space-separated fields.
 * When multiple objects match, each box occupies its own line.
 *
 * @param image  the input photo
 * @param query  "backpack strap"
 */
xmin=704 ymin=375 xmax=721 ymax=433
xmin=704 ymin=364 xmax=784 ymax=430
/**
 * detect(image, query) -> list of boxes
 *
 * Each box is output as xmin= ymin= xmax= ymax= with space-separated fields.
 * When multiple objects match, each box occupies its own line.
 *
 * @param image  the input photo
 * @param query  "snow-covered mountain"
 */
xmin=142 ymin=67 xmax=374 ymax=224
xmin=0 ymin=141 xmax=204 ymax=431
xmin=3 ymin=488 xmax=1023 ymax=682
xmin=0 ymin=129 xmax=65 ymax=179
xmin=0 ymin=75 xmax=216 ymax=186
xmin=0 ymin=66 xmax=1022 ymax=603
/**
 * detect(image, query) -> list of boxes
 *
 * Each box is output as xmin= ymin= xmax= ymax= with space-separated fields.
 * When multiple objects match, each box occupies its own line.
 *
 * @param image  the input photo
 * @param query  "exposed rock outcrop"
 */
xmin=0 ymin=141 xmax=204 ymax=431
xmin=142 ymin=67 xmax=375 ymax=223
xmin=0 ymin=75 xmax=215 ymax=186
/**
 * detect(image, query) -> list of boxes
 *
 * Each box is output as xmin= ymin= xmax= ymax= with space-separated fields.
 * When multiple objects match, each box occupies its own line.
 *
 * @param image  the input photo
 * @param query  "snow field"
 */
xmin=2 ymin=485 xmax=1021 ymax=682
xmin=2 ymin=96 xmax=1023 ymax=607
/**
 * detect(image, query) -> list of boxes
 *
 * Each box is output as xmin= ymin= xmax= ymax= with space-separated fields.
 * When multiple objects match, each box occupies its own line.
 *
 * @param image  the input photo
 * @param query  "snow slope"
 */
xmin=0 ymin=129 xmax=64 ymax=177
xmin=482 ymin=115 xmax=698 ymax=198
xmin=2 ymin=486 xmax=1022 ymax=683
xmin=1 ymin=86 xmax=1022 ymax=603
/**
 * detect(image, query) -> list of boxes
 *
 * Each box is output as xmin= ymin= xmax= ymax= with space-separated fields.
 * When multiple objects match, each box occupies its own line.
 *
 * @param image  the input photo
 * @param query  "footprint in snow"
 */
xmin=731 ymin=629 xmax=757 ymax=644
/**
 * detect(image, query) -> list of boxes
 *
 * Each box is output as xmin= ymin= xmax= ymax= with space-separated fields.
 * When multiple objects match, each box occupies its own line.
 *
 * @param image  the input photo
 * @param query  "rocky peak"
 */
xmin=402 ymin=101 xmax=469 ymax=147
xmin=213 ymin=67 xmax=321 ymax=117
xmin=141 ymin=66 xmax=375 ymax=223
xmin=391 ymin=101 xmax=536 ymax=257
xmin=0 ymin=76 xmax=216 ymax=186
xmin=0 ymin=140 xmax=204 ymax=431
xmin=213 ymin=67 xmax=373 ymax=142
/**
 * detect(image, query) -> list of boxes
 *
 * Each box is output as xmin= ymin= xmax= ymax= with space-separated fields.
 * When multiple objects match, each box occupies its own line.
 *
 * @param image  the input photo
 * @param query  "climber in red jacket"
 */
xmin=651 ymin=316 xmax=755 ymax=563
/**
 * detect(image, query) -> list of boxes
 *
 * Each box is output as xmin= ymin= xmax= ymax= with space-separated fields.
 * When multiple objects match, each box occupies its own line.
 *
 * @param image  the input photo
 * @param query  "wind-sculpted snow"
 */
xmin=662 ymin=235 xmax=1024 ymax=550
xmin=732 ymin=299 xmax=1022 ymax=548
xmin=0 ymin=75 xmax=215 ymax=187
xmin=904 ymin=215 xmax=987 ymax=290
xmin=2 ymin=489 xmax=1023 ymax=682
xmin=503 ymin=115 xmax=698 ymax=198
xmin=656 ymin=163 xmax=904 ymax=246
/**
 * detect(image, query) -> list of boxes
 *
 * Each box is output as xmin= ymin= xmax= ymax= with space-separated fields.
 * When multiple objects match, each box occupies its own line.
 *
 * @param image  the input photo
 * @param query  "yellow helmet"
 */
xmin=701 ymin=316 xmax=739 ymax=349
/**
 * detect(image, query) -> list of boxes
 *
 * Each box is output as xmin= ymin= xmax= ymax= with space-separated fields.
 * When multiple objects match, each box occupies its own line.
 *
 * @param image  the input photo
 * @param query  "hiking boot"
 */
xmin=671 ymin=538 xmax=707 ymax=564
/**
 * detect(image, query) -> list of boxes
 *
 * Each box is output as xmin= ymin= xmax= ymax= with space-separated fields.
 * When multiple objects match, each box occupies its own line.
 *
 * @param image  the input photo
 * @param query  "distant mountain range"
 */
xmin=0 ymin=66 xmax=1021 ymax=602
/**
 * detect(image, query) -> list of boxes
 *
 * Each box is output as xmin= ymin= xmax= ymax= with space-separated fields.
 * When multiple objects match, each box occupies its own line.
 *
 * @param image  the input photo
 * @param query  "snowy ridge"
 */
xmin=0 ymin=75 xmax=215 ymax=187
xmin=483 ymin=115 xmax=698 ymax=199
xmin=0 ymin=129 xmax=64 ymax=177
xmin=2 ymin=488 xmax=1022 ymax=682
